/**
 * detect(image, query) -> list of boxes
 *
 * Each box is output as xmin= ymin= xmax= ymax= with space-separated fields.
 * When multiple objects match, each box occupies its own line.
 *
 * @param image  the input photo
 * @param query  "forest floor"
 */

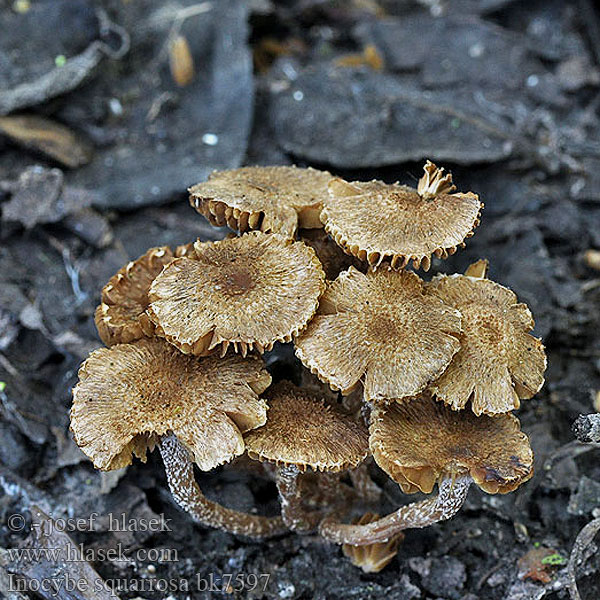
xmin=1 ymin=1 xmax=600 ymax=599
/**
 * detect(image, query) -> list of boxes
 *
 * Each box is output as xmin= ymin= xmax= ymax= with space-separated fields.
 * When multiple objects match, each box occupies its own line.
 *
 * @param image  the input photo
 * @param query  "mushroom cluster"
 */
xmin=71 ymin=161 xmax=546 ymax=570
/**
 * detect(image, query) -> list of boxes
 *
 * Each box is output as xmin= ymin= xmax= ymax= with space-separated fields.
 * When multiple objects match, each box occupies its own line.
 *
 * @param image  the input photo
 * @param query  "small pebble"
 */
xmin=202 ymin=133 xmax=219 ymax=146
xmin=584 ymin=249 xmax=600 ymax=271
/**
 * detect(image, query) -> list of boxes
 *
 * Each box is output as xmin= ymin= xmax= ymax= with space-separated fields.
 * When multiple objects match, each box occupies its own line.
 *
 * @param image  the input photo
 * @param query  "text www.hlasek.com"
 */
xmin=6 ymin=543 xmax=178 ymax=564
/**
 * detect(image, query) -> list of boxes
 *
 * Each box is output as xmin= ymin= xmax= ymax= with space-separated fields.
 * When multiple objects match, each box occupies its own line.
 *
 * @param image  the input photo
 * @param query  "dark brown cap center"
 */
xmin=369 ymin=311 xmax=406 ymax=342
xmin=221 ymin=268 xmax=255 ymax=296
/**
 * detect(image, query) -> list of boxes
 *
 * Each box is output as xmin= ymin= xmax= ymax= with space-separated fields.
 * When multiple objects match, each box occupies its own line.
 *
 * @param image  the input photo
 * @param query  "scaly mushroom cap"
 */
xmin=299 ymin=228 xmax=364 ymax=280
xmin=370 ymin=395 xmax=533 ymax=494
xmin=426 ymin=266 xmax=546 ymax=416
xmin=295 ymin=267 xmax=462 ymax=401
xmin=322 ymin=161 xmax=482 ymax=271
xmin=94 ymin=246 xmax=174 ymax=345
xmin=71 ymin=338 xmax=271 ymax=472
xmin=147 ymin=232 xmax=326 ymax=356
xmin=244 ymin=382 xmax=369 ymax=472
xmin=189 ymin=165 xmax=333 ymax=237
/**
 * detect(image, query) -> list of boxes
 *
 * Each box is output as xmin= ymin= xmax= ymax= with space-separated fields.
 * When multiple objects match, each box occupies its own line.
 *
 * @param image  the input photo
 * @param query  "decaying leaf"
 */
xmin=335 ymin=44 xmax=384 ymax=71
xmin=1 ymin=166 xmax=97 ymax=229
xmin=518 ymin=547 xmax=564 ymax=584
xmin=271 ymin=65 xmax=517 ymax=168
xmin=0 ymin=114 xmax=92 ymax=168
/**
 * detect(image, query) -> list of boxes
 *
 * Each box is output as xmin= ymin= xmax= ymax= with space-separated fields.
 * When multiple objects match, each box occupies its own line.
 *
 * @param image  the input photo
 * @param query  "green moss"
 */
xmin=541 ymin=553 xmax=567 ymax=566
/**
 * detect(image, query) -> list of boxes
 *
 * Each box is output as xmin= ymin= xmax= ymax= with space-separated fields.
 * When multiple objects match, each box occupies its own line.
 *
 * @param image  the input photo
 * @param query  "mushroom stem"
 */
xmin=319 ymin=475 xmax=472 ymax=546
xmin=349 ymin=462 xmax=382 ymax=503
xmin=159 ymin=434 xmax=287 ymax=538
xmin=276 ymin=465 xmax=324 ymax=532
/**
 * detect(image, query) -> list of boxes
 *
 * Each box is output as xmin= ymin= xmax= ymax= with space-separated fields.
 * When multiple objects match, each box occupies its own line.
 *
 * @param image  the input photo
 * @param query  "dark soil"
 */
xmin=1 ymin=1 xmax=600 ymax=599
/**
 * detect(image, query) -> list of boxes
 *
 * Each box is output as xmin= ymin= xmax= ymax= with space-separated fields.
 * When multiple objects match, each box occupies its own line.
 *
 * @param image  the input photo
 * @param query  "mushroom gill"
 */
xmin=189 ymin=165 xmax=333 ymax=237
xmin=369 ymin=395 xmax=534 ymax=495
xmin=94 ymin=246 xmax=174 ymax=345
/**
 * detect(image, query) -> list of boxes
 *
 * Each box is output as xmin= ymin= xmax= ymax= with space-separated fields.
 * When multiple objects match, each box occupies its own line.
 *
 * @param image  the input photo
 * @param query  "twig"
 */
xmin=581 ymin=279 xmax=600 ymax=293
xmin=140 ymin=2 xmax=212 ymax=32
xmin=476 ymin=562 xmax=503 ymax=591
xmin=44 ymin=234 xmax=88 ymax=305
xmin=568 ymin=517 xmax=600 ymax=600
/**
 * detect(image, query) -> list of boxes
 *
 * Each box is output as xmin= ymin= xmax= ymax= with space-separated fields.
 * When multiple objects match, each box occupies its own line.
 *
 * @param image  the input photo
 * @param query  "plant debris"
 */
xmin=2 ymin=0 xmax=600 ymax=596
xmin=2 ymin=505 xmax=118 ymax=600
xmin=0 ymin=115 xmax=93 ymax=168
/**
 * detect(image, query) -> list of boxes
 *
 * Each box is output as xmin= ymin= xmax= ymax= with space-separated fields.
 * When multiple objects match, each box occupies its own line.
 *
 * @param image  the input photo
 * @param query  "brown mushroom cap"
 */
xmin=295 ymin=266 xmax=462 ymax=401
xmin=426 ymin=267 xmax=546 ymax=416
xmin=189 ymin=165 xmax=333 ymax=237
xmin=71 ymin=338 xmax=271 ymax=472
xmin=369 ymin=395 xmax=533 ymax=495
xmin=94 ymin=246 xmax=174 ymax=345
xmin=322 ymin=161 xmax=482 ymax=271
xmin=147 ymin=232 xmax=326 ymax=356
xmin=174 ymin=242 xmax=198 ymax=259
xmin=244 ymin=382 xmax=369 ymax=472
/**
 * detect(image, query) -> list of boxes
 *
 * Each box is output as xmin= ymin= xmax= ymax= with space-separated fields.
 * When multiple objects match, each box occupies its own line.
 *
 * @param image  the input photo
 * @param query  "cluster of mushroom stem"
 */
xmin=160 ymin=428 xmax=473 ymax=546
xmin=71 ymin=161 xmax=545 ymax=571
xmin=159 ymin=430 xmax=472 ymax=545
